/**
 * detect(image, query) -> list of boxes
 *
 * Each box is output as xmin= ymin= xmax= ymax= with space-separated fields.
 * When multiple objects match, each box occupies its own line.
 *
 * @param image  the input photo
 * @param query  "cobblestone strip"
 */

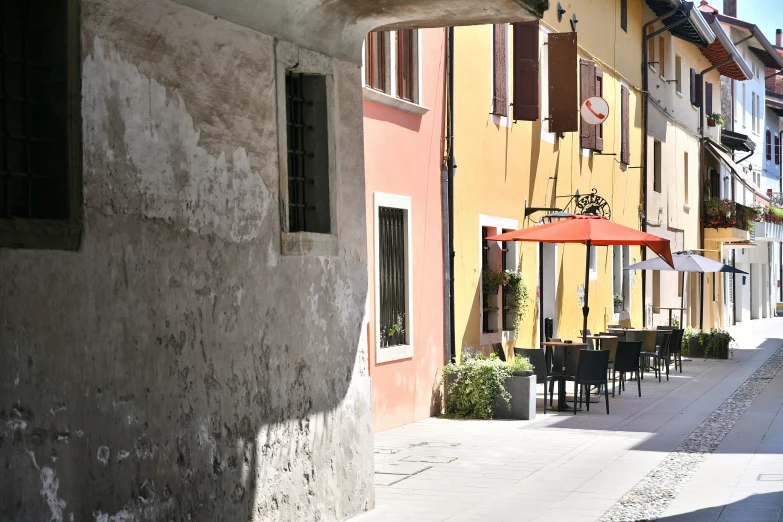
xmin=598 ymin=346 xmax=783 ymax=522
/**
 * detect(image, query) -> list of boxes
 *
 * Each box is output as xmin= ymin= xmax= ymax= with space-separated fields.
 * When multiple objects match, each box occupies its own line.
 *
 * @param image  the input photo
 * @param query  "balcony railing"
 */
xmin=755 ymin=206 xmax=783 ymax=241
xmin=703 ymin=199 xmax=760 ymax=232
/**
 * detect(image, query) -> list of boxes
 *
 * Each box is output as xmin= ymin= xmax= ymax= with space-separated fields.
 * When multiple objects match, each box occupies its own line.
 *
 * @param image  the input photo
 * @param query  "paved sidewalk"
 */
xmin=350 ymin=319 xmax=783 ymax=522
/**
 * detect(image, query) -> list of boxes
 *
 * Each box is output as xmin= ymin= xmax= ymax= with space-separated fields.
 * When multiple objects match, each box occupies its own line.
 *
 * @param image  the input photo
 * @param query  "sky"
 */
xmin=706 ymin=0 xmax=783 ymax=45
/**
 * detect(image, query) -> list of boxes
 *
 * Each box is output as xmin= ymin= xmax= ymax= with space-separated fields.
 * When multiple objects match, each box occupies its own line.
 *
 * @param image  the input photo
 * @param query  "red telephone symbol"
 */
xmin=585 ymin=99 xmax=605 ymax=120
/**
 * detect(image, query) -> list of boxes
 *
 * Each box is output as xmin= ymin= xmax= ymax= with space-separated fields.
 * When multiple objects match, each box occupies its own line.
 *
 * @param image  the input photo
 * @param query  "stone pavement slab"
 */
xmin=349 ymin=318 xmax=783 ymax=522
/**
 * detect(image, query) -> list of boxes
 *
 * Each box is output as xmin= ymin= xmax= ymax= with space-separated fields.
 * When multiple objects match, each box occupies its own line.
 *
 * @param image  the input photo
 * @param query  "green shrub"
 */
xmin=442 ymin=352 xmax=512 ymax=419
xmin=507 ymin=355 xmax=533 ymax=372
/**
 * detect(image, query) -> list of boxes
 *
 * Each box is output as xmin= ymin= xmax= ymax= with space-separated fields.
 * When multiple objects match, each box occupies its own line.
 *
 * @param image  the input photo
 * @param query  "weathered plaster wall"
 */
xmin=0 ymin=0 xmax=373 ymax=520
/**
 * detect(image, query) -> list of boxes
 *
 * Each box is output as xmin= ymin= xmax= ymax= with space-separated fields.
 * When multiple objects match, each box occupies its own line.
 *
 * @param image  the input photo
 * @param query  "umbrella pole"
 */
xmin=583 ymin=241 xmax=591 ymax=344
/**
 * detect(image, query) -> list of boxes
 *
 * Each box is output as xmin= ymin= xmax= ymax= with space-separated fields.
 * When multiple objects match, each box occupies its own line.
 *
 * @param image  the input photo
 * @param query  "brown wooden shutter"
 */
xmin=595 ymin=66 xmax=604 ymax=151
xmin=705 ymin=82 xmax=713 ymax=115
xmin=580 ymin=59 xmax=596 ymax=149
xmin=694 ymin=73 xmax=703 ymax=109
xmin=492 ymin=24 xmax=508 ymax=116
xmin=689 ymin=68 xmax=697 ymax=106
xmin=512 ymin=21 xmax=539 ymax=121
xmin=621 ymin=85 xmax=630 ymax=164
xmin=548 ymin=32 xmax=578 ymax=134
xmin=776 ymin=135 xmax=780 ymax=165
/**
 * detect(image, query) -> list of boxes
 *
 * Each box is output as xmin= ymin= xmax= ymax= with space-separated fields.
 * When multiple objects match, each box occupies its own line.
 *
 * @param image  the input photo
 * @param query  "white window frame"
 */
xmin=489 ymin=23 xmax=512 ymax=129
xmin=612 ymin=246 xmax=632 ymax=321
xmin=589 ymin=245 xmax=598 ymax=280
xmin=479 ymin=214 xmax=519 ymax=346
xmin=361 ymin=30 xmax=429 ymax=116
xmin=540 ymin=25 xmax=556 ymax=144
xmin=675 ymin=54 xmax=682 ymax=95
xmin=374 ymin=192 xmax=414 ymax=363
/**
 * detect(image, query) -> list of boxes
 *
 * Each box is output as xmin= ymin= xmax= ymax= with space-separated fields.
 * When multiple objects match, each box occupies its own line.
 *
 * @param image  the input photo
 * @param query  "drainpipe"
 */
xmin=445 ymin=27 xmax=456 ymax=363
xmin=779 ymin=130 xmax=783 ymax=303
xmin=642 ymin=6 xmax=682 ymax=327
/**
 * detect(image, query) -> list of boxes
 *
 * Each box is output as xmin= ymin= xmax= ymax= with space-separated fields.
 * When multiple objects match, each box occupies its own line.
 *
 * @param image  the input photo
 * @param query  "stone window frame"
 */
xmin=374 ymin=192 xmax=414 ymax=363
xmin=275 ymin=40 xmax=338 ymax=257
xmin=0 ymin=0 xmax=83 ymax=251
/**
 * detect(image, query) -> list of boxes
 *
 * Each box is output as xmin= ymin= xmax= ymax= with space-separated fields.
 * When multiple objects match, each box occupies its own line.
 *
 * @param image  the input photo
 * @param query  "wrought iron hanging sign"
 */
xmin=575 ymin=189 xmax=611 ymax=219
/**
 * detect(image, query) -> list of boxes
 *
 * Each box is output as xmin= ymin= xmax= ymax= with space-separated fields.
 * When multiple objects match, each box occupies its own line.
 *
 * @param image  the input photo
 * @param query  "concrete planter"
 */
xmin=493 ymin=371 xmax=536 ymax=420
xmin=688 ymin=337 xmax=729 ymax=359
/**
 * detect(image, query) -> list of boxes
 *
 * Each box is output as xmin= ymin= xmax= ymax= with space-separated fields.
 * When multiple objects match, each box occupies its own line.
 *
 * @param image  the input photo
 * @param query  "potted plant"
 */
xmin=494 ymin=355 xmax=536 ymax=420
xmin=613 ymin=293 xmax=624 ymax=313
xmin=504 ymin=270 xmax=531 ymax=333
xmin=704 ymin=328 xmax=733 ymax=359
xmin=707 ymin=112 xmax=724 ymax=127
xmin=482 ymin=267 xmax=506 ymax=293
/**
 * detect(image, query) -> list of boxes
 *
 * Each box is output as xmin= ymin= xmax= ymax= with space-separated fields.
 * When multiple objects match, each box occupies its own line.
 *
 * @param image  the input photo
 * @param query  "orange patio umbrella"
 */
xmin=486 ymin=215 xmax=674 ymax=343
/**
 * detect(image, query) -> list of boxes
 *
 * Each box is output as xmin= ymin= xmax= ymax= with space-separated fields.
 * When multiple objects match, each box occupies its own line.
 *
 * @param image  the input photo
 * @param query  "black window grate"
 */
xmin=482 ymin=226 xmax=492 ymax=333
xmin=1 ymin=0 xmax=69 ymax=220
xmin=379 ymin=206 xmax=407 ymax=347
xmin=286 ymin=70 xmax=308 ymax=232
xmin=501 ymin=229 xmax=512 ymax=331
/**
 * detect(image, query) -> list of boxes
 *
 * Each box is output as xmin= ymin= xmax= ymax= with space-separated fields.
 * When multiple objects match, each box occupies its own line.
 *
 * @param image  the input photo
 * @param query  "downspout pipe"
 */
xmin=779 ymin=130 xmax=782 ymax=303
xmin=446 ymin=27 xmax=456 ymax=363
xmin=642 ymin=6 xmax=682 ymax=327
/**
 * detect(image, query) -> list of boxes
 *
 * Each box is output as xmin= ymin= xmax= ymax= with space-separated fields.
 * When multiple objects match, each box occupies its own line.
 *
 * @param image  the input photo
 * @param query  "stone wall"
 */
xmin=0 ymin=0 xmax=374 ymax=520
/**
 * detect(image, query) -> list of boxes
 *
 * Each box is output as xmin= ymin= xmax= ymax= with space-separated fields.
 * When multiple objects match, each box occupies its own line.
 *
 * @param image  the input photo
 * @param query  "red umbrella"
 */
xmin=486 ymin=215 xmax=674 ymax=342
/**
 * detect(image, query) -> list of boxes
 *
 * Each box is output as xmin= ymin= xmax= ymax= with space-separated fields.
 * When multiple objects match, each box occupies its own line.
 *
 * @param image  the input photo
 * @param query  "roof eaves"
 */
xmin=702 ymin=12 xmax=752 ymax=79
xmin=716 ymin=13 xmax=783 ymax=69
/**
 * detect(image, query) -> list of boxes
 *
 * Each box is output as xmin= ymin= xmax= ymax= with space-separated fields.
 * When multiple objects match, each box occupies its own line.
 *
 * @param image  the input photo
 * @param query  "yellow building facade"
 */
xmin=452 ymin=0 xmax=647 ymax=359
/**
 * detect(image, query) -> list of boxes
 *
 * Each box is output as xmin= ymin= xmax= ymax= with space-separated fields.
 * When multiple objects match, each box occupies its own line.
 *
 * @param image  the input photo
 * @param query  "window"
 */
xmin=365 ymin=31 xmax=387 ymax=91
xmin=675 ymin=55 xmax=682 ymax=93
xmin=374 ymin=193 xmax=413 ymax=363
xmin=480 ymin=217 xmax=518 ymax=340
xmin=684 ymin=152 xmax=689 ymax=203
xmin=285 ymin=71 xmax=331 ymax=234
xmin=689 ymin=68 xmax=697 ymax=106
xmin=397 ymin=29 xmax=415 ymax=102
xmin=658 ymin=36 xmax=666 ymax=77
xmin=492 ymin=24 xmax=508 ymax=116
xmin=776 ymin=135 xmax=781 ymax=165
xmin=752 ymin=93 xmax=757 ymax=133
xmin=647 ymin=26 xmax=655 ymax=69
xmin=767 ymin=129 xmax=772 ymax=161
xmin=705 ymin=82 xmax=713 ymax=115
xmin=742 ymin=83 xmax=747 ymax=127
xmin=588 ymin=245 xmax=598 ymax=280
xmin=363 ymin=30 xmax=419 ymax=105
xmin=613 ymin=246 xmax=631 ymax=313
xmin=621 ymin=85 xmax=630 ymax=164
xmin=652 ymin=270 xmax=661 ymax=309
xmin=0 ymin=0 xmax=82 ymax=250
xmin=653 ymin=140 xmax=662 ymax=193
xmin=620 ymin=0 xmax=627 ymax=32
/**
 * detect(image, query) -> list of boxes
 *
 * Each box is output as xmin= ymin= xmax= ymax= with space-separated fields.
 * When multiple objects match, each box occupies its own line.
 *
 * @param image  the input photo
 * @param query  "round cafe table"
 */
xmin=541 ymin=341 xmax=587 ymax=412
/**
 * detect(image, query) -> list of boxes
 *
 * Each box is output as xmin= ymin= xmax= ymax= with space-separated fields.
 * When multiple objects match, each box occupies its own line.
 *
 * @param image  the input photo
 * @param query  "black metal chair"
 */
xmin=580 ymin=329 xmax=594 ymax=350
xmin=492 ymin=342 xmax=506 ymax=362
xmin=515 ymin=348 xmax=553 ymax=414
xmin=645 ymin=333 xmax=672 ymax=382
xmin=668 ymin=328 xmax=684 ymax=373
xmin=574 ymin=349 xmax=611 ymax=414
xmin=612 ymin=340 xmax=642 ymax=397
xmin=545 ymin=338 xmax=561 ymax=406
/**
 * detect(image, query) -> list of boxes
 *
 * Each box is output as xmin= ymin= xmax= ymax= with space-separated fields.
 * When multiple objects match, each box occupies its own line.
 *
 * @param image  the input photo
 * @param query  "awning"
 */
xmin=721 ymin=129 xmax=756 ymax=153
xmin=767 ymin=91 xmax=783 ymax=117
xmin=716 ymin=14 xmax=783 ymax=69
xmin=698 ymin=13 xmax=752 ymax=80
xmin=705 ymin=139 xmax=757 ymax=193
xmin=645 ymin=0 xmax=716 ymax=48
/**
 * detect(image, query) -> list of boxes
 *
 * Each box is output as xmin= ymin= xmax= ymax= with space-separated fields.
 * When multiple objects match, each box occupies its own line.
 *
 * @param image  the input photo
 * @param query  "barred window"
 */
xmin=0 ymin=0 xmax=82 ymax=250
xmin=285 ymin=71 xmax=330 ymax=234
xmin=378 ymin=206 xmax=408 ymax=348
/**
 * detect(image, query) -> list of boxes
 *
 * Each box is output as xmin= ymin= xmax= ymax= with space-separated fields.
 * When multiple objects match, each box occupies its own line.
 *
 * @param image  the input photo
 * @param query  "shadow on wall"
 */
xmin=0 ymin=4 xmax=372 ymax=520
xmin=363 ymin=101 xmax=423 ymax=133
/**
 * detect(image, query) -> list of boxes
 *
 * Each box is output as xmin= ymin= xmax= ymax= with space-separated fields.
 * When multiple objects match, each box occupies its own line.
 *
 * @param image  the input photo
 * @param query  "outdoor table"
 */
xmin=541 ymin=341 xmax=587 ymax=412
xmin=656 ymin=307 xmax=685 ymax=326
xmin=607 ymin=328 xmax=657 ymax=352
xmin=585 ymin=334 xmax=617 ymax=351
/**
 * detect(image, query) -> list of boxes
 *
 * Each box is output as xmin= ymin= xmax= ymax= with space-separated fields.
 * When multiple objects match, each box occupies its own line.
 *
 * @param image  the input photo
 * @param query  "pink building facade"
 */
xmin=362 ymin=28 xmax=447 ymax=432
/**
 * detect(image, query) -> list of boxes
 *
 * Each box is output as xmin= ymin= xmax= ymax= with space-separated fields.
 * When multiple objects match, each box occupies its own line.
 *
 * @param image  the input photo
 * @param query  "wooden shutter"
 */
xmin=492 ymin=24 xmax=508 ymax=116
xmin=512 ymin=21 xmax=539 ymax=121
xmin=767 ymin=130 xmax=772 ymax=160
xmin=694 ymin=73 xmax=702 ymax=109
xmin=705 ymin=82 xmax=713 ymax=115
xmin=776 ymin=135 xmax=780 ymax=165
xmin=548 ymin=32 xmax=578 ymax=134
xmin=689 ymin=69 xmax=698 ymax=106
xmin=580 ymin=59 xmax=596 ymax=149
xmin=621 ymin=85 xmax=630 ymax=164
xmin=595 ymin=66 xmax=604 ymax=151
